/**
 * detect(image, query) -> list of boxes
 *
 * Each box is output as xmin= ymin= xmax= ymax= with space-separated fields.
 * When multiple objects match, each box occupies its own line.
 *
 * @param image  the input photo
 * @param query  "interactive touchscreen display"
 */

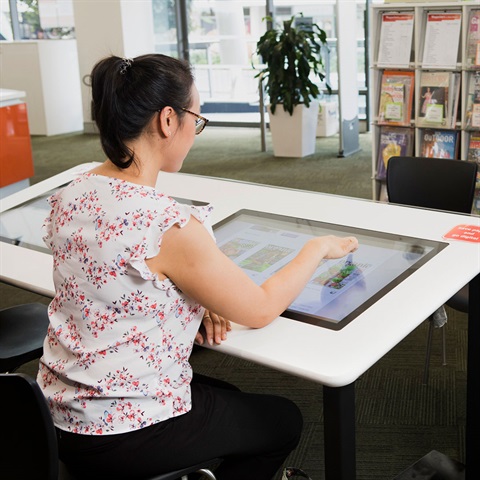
xmin=0 ymin=184 xmax=208 ymax=254
xmin=213 ymin=209 xmax=447 ymax=330
xmin=0 ymin=187 xmax=57 ymax=254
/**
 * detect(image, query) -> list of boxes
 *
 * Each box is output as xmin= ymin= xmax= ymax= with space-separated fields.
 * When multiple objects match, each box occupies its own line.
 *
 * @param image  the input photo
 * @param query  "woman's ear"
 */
xmin=158 ymin=106 xmax=175 ymax=138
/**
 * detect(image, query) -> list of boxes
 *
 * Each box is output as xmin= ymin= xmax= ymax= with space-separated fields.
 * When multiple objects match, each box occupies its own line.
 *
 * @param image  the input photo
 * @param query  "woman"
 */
xmin=38 ymin=54 xmax=358 ymax=480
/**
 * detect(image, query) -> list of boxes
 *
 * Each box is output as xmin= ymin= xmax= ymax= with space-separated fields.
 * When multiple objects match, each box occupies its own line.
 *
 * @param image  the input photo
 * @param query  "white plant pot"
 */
xmin=267 ymin=102 xmax=320 ymax=158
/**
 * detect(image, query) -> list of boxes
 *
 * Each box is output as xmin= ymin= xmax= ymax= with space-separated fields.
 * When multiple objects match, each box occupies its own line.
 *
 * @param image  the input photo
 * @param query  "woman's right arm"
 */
xmin=147 ymin=217 xmax=358 ymax=328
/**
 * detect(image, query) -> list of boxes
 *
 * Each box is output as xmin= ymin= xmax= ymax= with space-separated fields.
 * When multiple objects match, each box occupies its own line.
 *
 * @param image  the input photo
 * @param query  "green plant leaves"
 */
xmin=255 ymin=13 xmax=330 ymax=116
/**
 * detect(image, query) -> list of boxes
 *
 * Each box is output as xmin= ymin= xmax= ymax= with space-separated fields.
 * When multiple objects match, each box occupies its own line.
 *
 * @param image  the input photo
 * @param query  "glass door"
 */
xmin=152 ymin=0 xmax=368 ymax=126
xmin=153 ymin=1 xmax=267 ymax=125
xmin=271 ymin=0 xmax=367 ymax=121
xmin=152 ymin=0 xmax=181 ymax=58
xmin=186 ymin=1 xmax=267 ymax=125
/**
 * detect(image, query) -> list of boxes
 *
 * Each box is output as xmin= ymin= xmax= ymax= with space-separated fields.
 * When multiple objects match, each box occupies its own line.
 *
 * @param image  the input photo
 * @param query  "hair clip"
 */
xmin=282 ymin=468 xmax=312 ymax=480
xmin=119 ymin=57 xmax=133 ymax=75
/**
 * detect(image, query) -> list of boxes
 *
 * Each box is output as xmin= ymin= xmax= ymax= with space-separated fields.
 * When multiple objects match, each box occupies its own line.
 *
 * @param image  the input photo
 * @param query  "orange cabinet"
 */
xmin=0 ymin=99 xmax=34 ymax=189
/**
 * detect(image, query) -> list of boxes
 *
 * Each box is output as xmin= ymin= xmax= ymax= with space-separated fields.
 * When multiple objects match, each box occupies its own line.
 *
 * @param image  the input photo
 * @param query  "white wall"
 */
xmin=0 ymin=40 xmax=83 ymax=135
xmin=0 ymin=1 xmax=155 ymax=135
xmin=72 ymin=0 xmax=155 ymax=132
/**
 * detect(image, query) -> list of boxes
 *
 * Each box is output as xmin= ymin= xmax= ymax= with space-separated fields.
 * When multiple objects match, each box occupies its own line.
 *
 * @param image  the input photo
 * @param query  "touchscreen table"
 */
xmin=214 ymin=209 xmax=447 ymax=330
xmin=1 ymin=167 xmax=478 ymax=480
xmin=0 ymin=184 xmax=208 ymax=255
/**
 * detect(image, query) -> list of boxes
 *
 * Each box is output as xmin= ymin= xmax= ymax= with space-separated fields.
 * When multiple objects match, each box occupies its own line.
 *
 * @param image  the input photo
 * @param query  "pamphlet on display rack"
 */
xmin=417 ymin=70 xmax=460 ymax=129
xmin=214 ymin=210 xmax=446 ymax=330
xmin=465 ymin=72 xmax=480 ymax=129
xmin=466 ymin=9 xmax=480 ymax=69
xmin=467 ymin=133 xmax=480 ymax=215
xmin=419 ymin=129 xmax=459 ymax=159
xmin=376 ymin=126 xmax=413 ymax=181
xmin=467 ymin=133 xmax=480 ymax=166
xmin=377 ymin=12 xmax=414 ymax=67
xmin=377 ymin=70 xmax=414 ymax=127
xmin=422 ymin=11 xmax=461 ymax=69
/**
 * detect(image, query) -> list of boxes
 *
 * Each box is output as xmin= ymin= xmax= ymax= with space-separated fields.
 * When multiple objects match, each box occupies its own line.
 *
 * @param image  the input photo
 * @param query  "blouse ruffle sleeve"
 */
xmin=42 ymin=191 xmax=61 ymax=249
xmin=128 ymin=201 xmax=214 ymax=283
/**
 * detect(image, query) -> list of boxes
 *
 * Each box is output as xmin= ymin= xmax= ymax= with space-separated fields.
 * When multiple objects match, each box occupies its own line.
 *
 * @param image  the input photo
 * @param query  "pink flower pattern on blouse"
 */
xmin=37 ymin=173 xmax=213 ymax=435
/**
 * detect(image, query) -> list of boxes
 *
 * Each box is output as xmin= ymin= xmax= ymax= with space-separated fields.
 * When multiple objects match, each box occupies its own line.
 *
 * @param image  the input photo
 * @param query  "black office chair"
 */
xmin=0 ymin=373 xmax=220 ymax=480
xmin=386 ymin=156 xmax=478 ymax=385
xmin=0 ymin=302 xmax=50 ymax=373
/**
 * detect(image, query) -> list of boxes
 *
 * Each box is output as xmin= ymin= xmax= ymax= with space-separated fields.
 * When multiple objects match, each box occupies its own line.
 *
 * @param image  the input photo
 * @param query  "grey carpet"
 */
xmin=2 ymin=128 xmax=467 ymax=479
xmin=28 ymin=127 xmax=374 ymax=200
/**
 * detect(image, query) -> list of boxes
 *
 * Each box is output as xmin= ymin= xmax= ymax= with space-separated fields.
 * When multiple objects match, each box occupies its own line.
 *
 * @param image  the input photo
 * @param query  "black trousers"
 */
xmin=57 ymin=374 xmax=303 ymax=480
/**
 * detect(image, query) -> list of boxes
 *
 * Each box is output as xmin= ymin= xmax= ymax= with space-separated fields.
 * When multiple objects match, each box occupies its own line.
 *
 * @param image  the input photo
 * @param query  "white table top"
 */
xmin=0 ymin=88 xmax=26 ymax=107
xmin=1 ymin=163 xmax=479 ymax=387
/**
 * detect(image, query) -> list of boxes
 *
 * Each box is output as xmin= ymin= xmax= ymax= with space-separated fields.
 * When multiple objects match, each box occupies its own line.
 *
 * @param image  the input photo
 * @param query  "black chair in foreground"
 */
xmin=386 ymin=156 xmax=478 ymax=385
xmin=0 ymin=373 xmax=221 ymax=480
xmin=0 ymin=302 xmax=49 ymax=373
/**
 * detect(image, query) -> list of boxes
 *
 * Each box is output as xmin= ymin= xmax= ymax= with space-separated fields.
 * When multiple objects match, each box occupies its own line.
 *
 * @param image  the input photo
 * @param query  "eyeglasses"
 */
xmin=181 ymin=108 xmax=209 ymax=135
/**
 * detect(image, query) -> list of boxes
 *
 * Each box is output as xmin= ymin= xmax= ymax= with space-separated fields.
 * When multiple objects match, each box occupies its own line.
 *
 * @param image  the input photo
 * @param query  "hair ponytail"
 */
xmin=90 ymin=54 xmax=194 ymax=168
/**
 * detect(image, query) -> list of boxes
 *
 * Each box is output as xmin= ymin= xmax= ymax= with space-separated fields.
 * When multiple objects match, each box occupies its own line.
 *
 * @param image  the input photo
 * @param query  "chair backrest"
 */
xmin=0 ymin=373 xmax=220 ymax=480
xmin=386 ymin=156 xmax=478 ymax=214
xmin=0 ymin=302 xmax=50 ymax=372
xmin=0 ymin=373 xmax=59 ymax=480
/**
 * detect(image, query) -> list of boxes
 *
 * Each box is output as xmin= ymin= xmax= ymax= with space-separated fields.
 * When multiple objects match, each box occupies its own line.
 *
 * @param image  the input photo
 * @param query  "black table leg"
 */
xmin=466 ymin=273 xmax=480 ymax=480
xmin=323 ymin=382 xmax=356 ymax=480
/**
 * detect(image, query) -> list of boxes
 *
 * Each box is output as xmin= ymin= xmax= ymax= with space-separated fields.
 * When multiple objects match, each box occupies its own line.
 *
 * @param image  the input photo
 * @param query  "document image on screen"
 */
xmin=214 ymin=210 xmax=447 ymax=330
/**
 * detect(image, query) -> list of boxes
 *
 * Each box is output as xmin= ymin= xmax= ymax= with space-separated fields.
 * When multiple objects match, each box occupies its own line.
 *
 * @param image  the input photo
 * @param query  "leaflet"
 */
xmin=377 ymin=12 xmax=414 ymax=67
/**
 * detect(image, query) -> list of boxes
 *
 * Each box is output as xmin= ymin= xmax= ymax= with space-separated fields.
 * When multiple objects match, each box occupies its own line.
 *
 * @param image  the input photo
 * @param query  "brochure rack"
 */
xmin=370 ymin=2 xmax=480 ymax=203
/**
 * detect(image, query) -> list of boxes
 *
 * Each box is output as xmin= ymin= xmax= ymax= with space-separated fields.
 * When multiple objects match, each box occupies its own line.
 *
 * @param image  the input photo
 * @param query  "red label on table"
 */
xmin=443 ymin=224 xmax=480 ymax=243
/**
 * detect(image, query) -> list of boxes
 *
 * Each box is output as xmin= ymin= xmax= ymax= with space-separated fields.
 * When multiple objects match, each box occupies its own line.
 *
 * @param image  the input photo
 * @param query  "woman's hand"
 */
xmin=311 ymin=235 xmax=359 ymax=260
xmin=195 ymin=310 xmax=232 ymax=346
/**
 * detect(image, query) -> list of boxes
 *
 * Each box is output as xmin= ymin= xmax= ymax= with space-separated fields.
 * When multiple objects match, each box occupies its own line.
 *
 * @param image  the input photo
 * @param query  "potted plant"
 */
xmin=255 ymin=13 xmax=331 ymax=157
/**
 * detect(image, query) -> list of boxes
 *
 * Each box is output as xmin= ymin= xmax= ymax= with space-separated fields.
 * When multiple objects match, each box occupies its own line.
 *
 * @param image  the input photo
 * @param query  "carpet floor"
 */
xmin=2 ymin=128 xmax=467 ymax=479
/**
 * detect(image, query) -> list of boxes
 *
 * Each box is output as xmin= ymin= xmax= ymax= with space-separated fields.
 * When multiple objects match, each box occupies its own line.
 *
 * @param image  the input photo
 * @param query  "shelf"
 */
xmin=370 ymin=1 xmax=480 ymax=203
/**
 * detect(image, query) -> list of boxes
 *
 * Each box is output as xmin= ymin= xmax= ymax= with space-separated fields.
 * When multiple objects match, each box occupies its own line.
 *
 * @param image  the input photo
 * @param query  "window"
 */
xmin=1 ymin=0 xmax=75 ymax=41
xmin=151 ymin=0 xmax=368 ymax=123
xmin=152 ymin=0 xmax=179 ymax=58
xmin=0 ymin=1 xmax=13 ymax=40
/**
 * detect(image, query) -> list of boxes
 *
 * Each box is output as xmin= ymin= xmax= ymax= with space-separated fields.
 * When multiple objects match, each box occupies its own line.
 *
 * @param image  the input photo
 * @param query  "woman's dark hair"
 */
xmin=90 ymin=54 xmax=194 ymax=168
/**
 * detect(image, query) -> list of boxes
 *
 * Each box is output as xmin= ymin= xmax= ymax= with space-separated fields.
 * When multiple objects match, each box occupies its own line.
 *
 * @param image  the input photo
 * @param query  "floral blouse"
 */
xmin=37 ymin=173 xmax=214 ymax=435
